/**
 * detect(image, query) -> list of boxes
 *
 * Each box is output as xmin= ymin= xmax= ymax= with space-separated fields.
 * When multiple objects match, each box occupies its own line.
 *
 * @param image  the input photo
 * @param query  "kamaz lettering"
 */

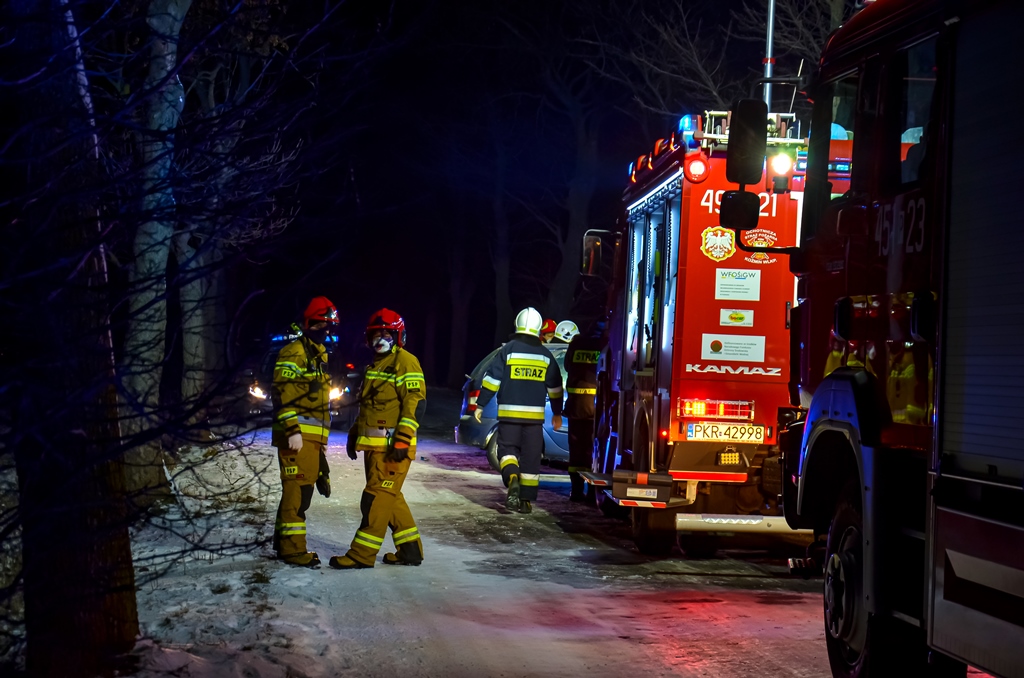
xmin=685 ymin=364 xmax=782 ymax=376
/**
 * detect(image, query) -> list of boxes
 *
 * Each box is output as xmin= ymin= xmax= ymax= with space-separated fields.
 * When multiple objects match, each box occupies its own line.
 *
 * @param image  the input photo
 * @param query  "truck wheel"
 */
xmin=677 ymin=534 xmax=719 ymax=558
xmin=823 ymin=482 xmax=966 ymax=678
xmin=631 ymin=508 xmax=675 ymax=556
xmin=485 ymin=434 xmax=500 ymax=473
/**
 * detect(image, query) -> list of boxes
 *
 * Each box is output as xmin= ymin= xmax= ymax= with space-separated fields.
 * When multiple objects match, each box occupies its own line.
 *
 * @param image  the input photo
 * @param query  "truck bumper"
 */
xmin=676 ymin=513 xmax=812 ymax=535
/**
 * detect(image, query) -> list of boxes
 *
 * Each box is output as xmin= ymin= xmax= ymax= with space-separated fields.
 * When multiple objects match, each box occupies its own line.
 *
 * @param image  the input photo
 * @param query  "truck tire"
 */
xmin=631 ymin=507 xmax=675 ymax=556
xmin=824 ymin=481 xmax=966 ymax=678
xmin=677 ymin=534 xmax=719 ymax=558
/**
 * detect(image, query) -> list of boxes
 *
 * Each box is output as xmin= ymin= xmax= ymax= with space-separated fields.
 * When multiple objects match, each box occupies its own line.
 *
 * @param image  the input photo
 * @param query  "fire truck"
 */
xmin=719 ymin=1 xmax=1024 ymax=676
xmin=580 ymin=110 xmax=812 ymax=556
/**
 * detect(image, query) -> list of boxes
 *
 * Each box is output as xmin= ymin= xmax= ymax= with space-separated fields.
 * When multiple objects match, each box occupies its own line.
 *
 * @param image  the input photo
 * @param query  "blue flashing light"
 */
xmin=627 ymin=161 xmax=635 ymax=177
xmin=678 ymin=114 xmax=694 ymax=133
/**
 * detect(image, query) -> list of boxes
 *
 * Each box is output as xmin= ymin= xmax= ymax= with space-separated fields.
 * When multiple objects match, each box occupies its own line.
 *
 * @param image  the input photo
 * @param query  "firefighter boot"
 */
xmin=519 ymin=500 xmax=533 ymax=514
xmin=328 ymin=555 xmax=372 ymax=570
xmin=382 ymin=541 xmax=423 ymax=566
xmin=282 ymin=551 xmax=321 ymax=568
xmin=569 ymin=473 xmax=586 ymax=502
xmin=505 ymin=475 xmax=521 ymax=511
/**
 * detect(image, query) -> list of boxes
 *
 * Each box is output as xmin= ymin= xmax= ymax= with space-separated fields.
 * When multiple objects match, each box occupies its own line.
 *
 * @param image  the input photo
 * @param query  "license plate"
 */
xmin=686 ymin=422 xmax=765 ymax=443
xmin=626 ymin=487 xmax=659 ymax=499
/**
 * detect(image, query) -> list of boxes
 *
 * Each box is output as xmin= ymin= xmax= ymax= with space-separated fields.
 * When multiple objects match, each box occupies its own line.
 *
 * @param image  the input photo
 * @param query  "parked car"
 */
xmin=455 ymin=343 xmax=569 ymax=471
xmin=245 ymin=331 xmax=366 ymax=429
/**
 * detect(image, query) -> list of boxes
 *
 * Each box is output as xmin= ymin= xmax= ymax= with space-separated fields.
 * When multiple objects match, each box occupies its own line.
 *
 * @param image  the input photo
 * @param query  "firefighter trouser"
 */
xmin=567 ymin=417 xmax=594 ymax=475
xmin=345 ymin=450 xmax=422 ymax=567
xmin=497 ymin=422 xmax=543 ymax=502
xmin=275 ymin=438 xmax=320 ymax=558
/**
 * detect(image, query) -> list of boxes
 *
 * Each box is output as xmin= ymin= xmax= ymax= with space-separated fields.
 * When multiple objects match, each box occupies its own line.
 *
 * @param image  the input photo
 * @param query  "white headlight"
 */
xmin=329 ymin=387 xmax=342 ymax=401
xmin=770 ymin=153 xmax=793 ymax=175
xmin=249 ymin=385 xmax=267 ymax=399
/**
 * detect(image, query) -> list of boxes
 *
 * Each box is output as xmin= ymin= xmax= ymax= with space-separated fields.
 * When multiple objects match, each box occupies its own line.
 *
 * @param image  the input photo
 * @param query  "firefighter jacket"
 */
xmin=272 ymin=336 xmax=331 ymax=447
xmin=564 ymin=333 xmax=604 ymax=419
xmin=475 ymin=334 xmax=564 ymax=424
xmin=354 ymin=347 xmax=426 ymax=454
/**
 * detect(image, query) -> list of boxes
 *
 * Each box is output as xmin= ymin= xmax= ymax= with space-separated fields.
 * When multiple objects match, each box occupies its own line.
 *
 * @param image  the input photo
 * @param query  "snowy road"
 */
xmin=129 ymin=430 xmax=834 ymax=678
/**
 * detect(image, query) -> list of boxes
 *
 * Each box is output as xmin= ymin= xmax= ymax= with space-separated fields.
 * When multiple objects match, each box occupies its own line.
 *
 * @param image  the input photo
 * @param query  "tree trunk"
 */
xmin=121 ymin=0 xmax=193 ymax=497
xmin=545 ymin=120 xmax=599 ymax=320
xmin=8 ymin=0 xmax=139 ymax=673
xmin=490 ymin=142 xmax=514 ymax=345
xmin=173 ymin=230 xmax=207 ymax=419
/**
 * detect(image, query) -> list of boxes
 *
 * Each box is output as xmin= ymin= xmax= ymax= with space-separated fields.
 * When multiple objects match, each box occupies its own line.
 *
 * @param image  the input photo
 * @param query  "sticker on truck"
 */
xmin=701 ymin=334 xmax=766 ymax=362
xmin=715 ymin=269 xmax=761 ymax=301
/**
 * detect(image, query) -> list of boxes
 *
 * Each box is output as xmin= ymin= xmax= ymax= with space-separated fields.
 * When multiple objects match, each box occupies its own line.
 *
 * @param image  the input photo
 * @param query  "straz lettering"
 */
xmin=685 ymin=364 xmax=782 ymax=376
xmin=511 ymin=366 xmax=546 ymax=381
xmin=573 ymin=351 xmax=601 ymax=364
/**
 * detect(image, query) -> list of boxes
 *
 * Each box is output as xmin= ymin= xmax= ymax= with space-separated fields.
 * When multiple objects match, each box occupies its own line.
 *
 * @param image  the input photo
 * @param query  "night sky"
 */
xmin=238 ymin=0 xmax=767 ymax=383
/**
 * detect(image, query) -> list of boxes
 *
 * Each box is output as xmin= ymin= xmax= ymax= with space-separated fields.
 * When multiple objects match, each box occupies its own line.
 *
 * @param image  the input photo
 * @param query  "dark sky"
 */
xmin=238 ymin=0 xmax=772 ymax=381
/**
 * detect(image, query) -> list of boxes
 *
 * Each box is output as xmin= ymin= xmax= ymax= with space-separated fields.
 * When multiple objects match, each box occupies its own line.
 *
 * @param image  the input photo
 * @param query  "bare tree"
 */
xmin=732 ymin=0 xmax=855 ymax=67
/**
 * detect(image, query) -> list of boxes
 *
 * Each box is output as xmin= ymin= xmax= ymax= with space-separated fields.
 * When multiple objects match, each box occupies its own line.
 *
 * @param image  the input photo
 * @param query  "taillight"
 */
xmin=678 ymin=398 xmax=754 ymax=421
xmin=467 ymin=389 xmax=480 ymax=412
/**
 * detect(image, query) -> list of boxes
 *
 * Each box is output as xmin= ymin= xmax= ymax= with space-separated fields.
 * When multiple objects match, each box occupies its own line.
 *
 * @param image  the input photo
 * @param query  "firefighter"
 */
xmin=552 ymin=320 xmax=579 ymax=344
xmin=329 ymin=308 xmax=426 ymax=569
xmin=271 ymin=296 xmax=338 ymax=568
xmin=564 ymin=321 xmax=605 ymax=501
xmin=473 ymin=307 xmax=564 ymax=514
xmin=540 ymin=318 xmax=557 ymax=344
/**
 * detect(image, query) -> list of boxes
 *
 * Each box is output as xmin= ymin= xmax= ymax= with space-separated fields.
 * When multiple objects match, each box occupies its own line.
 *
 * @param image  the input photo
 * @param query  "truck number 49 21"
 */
xmin=701 ymin=189 xmax=777 ymax=218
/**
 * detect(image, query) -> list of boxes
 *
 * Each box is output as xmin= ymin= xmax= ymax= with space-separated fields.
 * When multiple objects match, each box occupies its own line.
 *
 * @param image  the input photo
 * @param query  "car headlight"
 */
xmin=249 ymin=385 xmax=267 ymax=399
xmin=329 ymin=387 xmax=342 ymax=401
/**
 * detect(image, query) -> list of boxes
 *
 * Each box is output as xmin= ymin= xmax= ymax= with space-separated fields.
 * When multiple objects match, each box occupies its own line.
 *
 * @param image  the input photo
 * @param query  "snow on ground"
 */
xmin=123 ymin=422 xmax=833 ymax=678
xmin=122 ymin=390 xmax=992 ymax=678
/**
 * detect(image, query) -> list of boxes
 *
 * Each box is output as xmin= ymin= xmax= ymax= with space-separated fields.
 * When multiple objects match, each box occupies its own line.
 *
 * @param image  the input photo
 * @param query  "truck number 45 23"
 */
xmin=701 ymin=189 xmax=777 ymax=218
xmin=875 ymin=197 xmax=926 ymax=256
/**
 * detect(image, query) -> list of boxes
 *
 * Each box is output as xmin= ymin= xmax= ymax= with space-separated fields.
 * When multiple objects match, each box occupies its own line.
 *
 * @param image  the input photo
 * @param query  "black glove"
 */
xmin=346 ymin=426 xmax=358 ymax=460
xmin=316 ymin=447 xmax=331 ymax=498
xmin=385 ymin=440 xmax=411 ymax=463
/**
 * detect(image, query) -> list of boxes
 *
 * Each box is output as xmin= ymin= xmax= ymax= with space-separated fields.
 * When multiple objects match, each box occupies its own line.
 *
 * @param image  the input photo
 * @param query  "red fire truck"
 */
xmin=719 ymin=1 xmax=1024 ymax=676
xmin=580 ymin=110 xmax=812 ymax=555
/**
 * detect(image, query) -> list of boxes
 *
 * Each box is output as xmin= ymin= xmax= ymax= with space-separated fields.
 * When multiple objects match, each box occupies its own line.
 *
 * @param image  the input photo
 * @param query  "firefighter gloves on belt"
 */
xmin=316 ymin=448 xmax=331 ymax=498
xmin=287 ymin=432 xmax=303 ymax=452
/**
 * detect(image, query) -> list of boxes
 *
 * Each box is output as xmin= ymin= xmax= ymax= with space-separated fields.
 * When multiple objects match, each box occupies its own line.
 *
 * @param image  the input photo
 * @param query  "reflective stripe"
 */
xmin=399 ymin=417 xmax=419 ymax=431
xmin=298 ymin=416 xmax=329 ymax=427
xmin=275 ymin=361 xmax=303 ymax=373
xmin=397 ymin=372 xmax=424 ymax=384
xmin=567 ymin=387 xmax=597 ymax=395
xmin=392 ymin=526 xmax=420 ymax=545
xmin=276 ymin=521 xmax=306 ymax=535
xmin=497 ymin=404 xmax=545 ymax=420
xmin=366 ymin=370 xmax=397 ymax=382
xmin=275 ymin=409 xmax=298 ymax=422
xmin=499 ymin=456 xmax=519 ymax=469
xmin=356 ymin=531 xmax=384 ymax=545
xmin=519 ymin=473 xmax=540 ymax=487
xmin=508 ymin=352 xmax=550 ymax=365
xmin=394 ymin=531 xmax=419 ymax=545
xmin=299 ymin=424 xmax=327 ymax=436
xmin=482 ymin=375 xmax=501 ymax=391
xmin=508 ymin=358 xmax=549 ymax=370
xmin=354 ymin=537 xmax=382 ymax=550
xmin=547 ymin=387 xmax=564 ymax=398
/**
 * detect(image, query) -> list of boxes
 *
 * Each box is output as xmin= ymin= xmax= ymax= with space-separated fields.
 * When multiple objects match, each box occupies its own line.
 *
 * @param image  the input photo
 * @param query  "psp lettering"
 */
xmin=511 ymin=365 xmax=546 ymax=381
xmin=685 ymin=363 xmax=782 ymax=376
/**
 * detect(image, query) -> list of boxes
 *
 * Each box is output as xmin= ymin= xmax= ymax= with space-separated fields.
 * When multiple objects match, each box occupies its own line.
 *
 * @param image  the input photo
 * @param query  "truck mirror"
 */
xmin=582 ymin=229 xmax=613 ymax=276
xmin=720 ymin=191 xmax=760 ymax=231
xmin=726 ymin=99 xmax=769 ymax=186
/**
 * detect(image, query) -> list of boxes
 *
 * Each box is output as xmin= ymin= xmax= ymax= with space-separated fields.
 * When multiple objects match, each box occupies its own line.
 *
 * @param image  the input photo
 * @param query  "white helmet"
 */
xmin=514 ymin=307 xmax=544 ymax=337
xmin=554 ymin=320 xmax=579 ymax=343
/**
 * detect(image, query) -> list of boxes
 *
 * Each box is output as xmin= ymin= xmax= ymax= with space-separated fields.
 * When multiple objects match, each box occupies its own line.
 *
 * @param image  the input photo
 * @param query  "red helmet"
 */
xmin=540 ymin=318 xmax=557 ymax=337
xmin=303 ymin=296 xmax=338 ymax=329
xmin=367 ymin=308 xmax=407 ymax=347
